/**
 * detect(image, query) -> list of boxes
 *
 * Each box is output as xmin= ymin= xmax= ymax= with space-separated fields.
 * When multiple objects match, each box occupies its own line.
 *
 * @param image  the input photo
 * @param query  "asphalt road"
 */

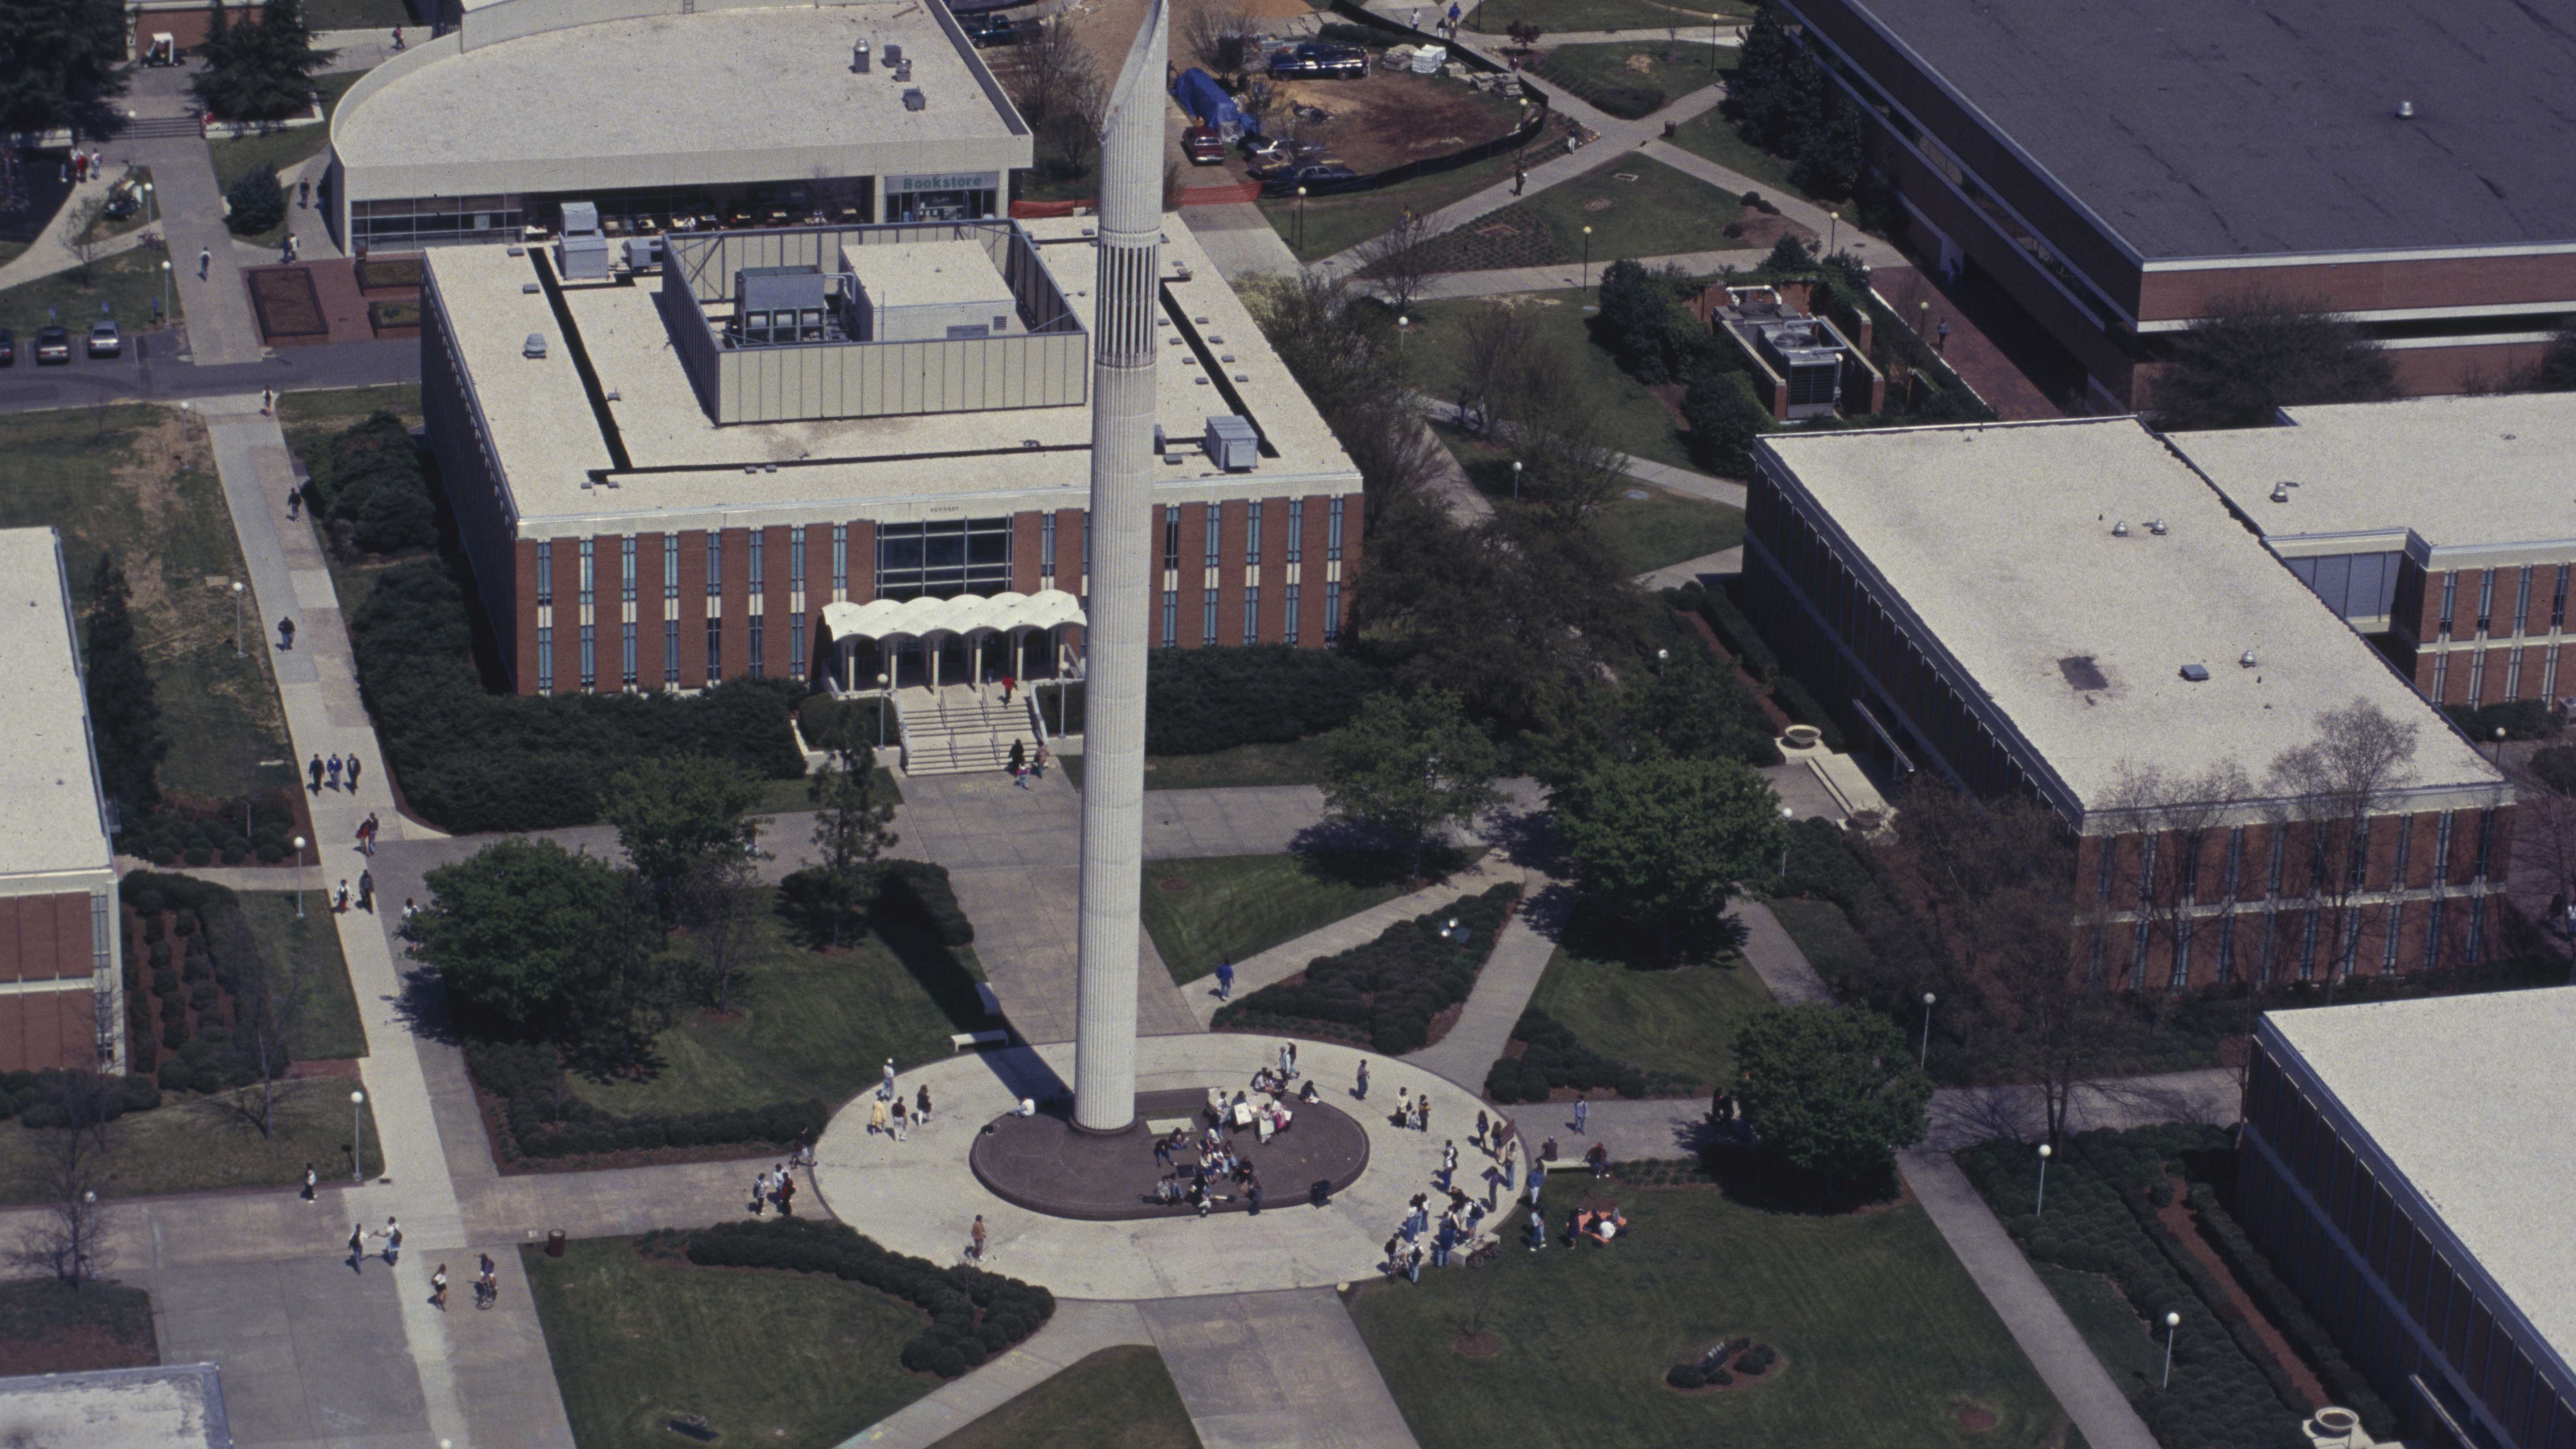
xmin=0 ymin=335 xmax=421 ymax=413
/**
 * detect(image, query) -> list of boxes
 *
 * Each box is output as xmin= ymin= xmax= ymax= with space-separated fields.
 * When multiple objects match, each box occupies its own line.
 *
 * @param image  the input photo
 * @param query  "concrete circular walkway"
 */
xmin=810 ymin=1033 xmax=1529 ymax=1300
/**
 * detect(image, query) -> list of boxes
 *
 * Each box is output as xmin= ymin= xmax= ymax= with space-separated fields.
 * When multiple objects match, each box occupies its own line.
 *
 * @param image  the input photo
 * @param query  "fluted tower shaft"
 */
xmin=1072 ymin=0 xmax=1166 ymax=1134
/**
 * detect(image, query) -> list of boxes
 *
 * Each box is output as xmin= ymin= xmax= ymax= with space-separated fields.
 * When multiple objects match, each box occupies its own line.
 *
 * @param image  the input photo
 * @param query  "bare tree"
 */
xmin=2266 ymin=699 xmax=2420 ymax=999
xmin=1987 ymin=879 xmax=2115 ymax=1149
xmin=1453 ymin=302 xmax=1539 ymax=437
xmin=1003 ymin=16 xmax=1106 ymax=183
xmin=65 ymin=194 xmax=107 ymax=286
xmin=10 ymin=1078 xmax=117 ymax=1288
xmin=1357 ymin=209 xmax=1438 ymax=315
xmin=2101 ymin=758 xmax=2252 ymax=990
xmin=1498 ymin=342 xmax=1625 ymax=522
xmin=677 ymin=853 xmax=763 ymax=1014
xmin=1177 ymin=2 xmax=1258 ymax=78
xmin=213 ymin=902 xmax=303 ymax=1138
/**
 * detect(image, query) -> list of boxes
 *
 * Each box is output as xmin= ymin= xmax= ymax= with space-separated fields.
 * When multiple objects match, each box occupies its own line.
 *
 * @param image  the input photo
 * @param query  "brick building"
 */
xmin=0 ymin=529 xmax=125 ymax=1074
xmin=2241 ymin=990 xmax=2576 ymax=1447
xmin=1771 ymin=0 xmax=2576 ymax=409
xmin=1745 ymin=419 xmax=2511 ymax=985
xmin=421 ymin=214 xmax=1362 ymax=707
xmin=2174 ymin=394 xmax=2576 ymax=709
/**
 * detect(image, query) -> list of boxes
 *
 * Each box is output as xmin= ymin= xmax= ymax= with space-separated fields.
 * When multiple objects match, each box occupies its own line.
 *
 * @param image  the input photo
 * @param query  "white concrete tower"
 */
xmin=1072 ymin=0 xmax=1166 ymax=1134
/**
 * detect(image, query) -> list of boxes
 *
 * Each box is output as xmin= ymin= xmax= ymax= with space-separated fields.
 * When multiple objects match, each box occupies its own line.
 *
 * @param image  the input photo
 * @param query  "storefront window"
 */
xmin=876 ymin=517 xmax=1011 ymax=600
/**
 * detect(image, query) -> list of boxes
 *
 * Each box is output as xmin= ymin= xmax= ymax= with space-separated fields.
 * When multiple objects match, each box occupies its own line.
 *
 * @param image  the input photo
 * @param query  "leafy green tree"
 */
xmin=1681 ymin=368 xmax=1770 ymax=476
xmin=0 ymin=0 xmax=127 ymax=134
xmin=1554 ymin=756 xmax=1783 ymax=959
xmin=603 ymin=755 xmax=759 ymax=912
xmin=223 ymin=168 xmax=286 ymax=236
xmin=194 ymin=0 xmax=333 ymax=122
xmin=406 ymin=839 xmax=663 ymax=1043
xmin=83 ymin=550 xmax=164 ymax=825
xmin=2147 ymin=292 xmax=2398 ymax=431
xmin=806 ymin=741 xmax=898 ymax=949
xmin=2535 ymin=325 xmax=2576 ymax=392
xmin=1321 ymin=689 xmax=1502 ymax=876
xmin=1732 ymin=1004 xmax=1932 ymax=1183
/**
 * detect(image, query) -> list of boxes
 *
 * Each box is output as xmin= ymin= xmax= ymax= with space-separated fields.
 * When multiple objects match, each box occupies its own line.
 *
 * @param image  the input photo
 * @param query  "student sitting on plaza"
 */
xmin=1584 ymin=1206 xmax=1627 ymax=1246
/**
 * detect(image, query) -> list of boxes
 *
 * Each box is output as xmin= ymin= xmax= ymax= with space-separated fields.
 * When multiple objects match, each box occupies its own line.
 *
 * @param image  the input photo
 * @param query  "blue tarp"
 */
xmin=1171 ymin=67 xmax=1260 ymax=136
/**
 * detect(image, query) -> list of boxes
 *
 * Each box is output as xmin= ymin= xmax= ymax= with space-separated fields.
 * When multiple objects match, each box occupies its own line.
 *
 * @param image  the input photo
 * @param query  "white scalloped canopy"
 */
xmin=820 ymin=589 xmax=1085 ymax=641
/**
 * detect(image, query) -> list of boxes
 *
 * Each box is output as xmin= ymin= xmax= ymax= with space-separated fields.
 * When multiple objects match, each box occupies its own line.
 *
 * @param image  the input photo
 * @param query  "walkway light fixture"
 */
xmin=1828 ymin=210 xmax=1839 ymax=255
xmin=1655 ymin=647 xmax=1668 ymax=678
xmin=160 ymin=258 xmax=171 ymax=324
xmin=1776 ymin=804 xmax=1795 ymax=878
xmin=1581 ymin=224 xmax=1594 ymax=291
xmin=2036 ymin=1142 xmax=2051 ymax=1214
xmin=1510 ymin=459 xmax=1522 ymax=499
xmin=1295 ymin=187 xmax=1308 ymax=252
xmin=293 ymin=836 xmax=308 ymax=918
xmin=876 ymin=672 xmax=889 ymax=748
xmin=232 ymin=580 xmax=245 ymax=656
xmin=2162 ymin=1311 xmax=2181 ymax=1387
xmin=1920 ymin=990 xmax=1936 ymax=1068
xmin=351 ymin=1089 xmax=367 ymax=1182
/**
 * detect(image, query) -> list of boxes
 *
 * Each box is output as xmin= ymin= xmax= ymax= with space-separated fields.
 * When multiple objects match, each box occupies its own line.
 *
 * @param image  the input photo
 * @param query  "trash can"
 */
xmin=546 ymin=1229 xmax=567 ymax=1258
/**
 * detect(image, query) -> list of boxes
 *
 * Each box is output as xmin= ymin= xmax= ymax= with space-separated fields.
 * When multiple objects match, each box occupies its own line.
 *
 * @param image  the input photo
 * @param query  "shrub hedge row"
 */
xmin=2442 ymin=698 xmax=2555 ymax=742
xmin=119 ymin=870 xmax=268 ymax=1086
xmin=1213 ymin=884 xmax=1520 ymax=1054
xmin=303 ymin=411 xmax=437 ymax=557
xmin=2186 ymin=1183 xmax=2398 ymax=1439
xmin=1664 ymin=580 xmax=1847 ymax=749
xmin=348 ymin=558 xmax=805 ymax=832
xmin=1143 ymin=645 xmax=1386 ymax=756
xmin=0 ymin=1070 xmax=161 ymax=1127
xmin=1959 ymin=1126 xmax=2309 ymax=1449
xmin=1484 ymin=1007 xmax=1697 ymax=1103
xmin=466 ymin=1039 xmax=825 ymax=1161
xmin=665 ymin=1218 xmax=1055 ymax=1379
xmin=879 ymin=860 xmax=975 ymax=946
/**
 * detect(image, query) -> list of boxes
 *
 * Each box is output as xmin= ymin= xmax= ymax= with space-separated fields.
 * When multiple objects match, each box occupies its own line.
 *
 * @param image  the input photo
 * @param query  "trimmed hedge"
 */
xmin=1214 ymin=884 xmax=1520 ymax=1054
xmin=1143 ymin=645 xmax=1386 ymax=756
xmin=1485 ymin=1007 xmax=1697 ymax=1102
xmin=466 ymin=1038 xmax=825 ymax=1162
xmin=2443 ymin=698 xmax=2554 ymax=742
xmin=665 ymin=1218 xmax=1054 ymax=1379
xmin=2186 ymin=1183 xmax=2398 ymax=1440
xmin=348 ymin=557 xmax=805 ymax=832
xmin=0 ymin=1070 xmax=160 ymax=1127
xmin=878 ymin=860 xmax=974 ymax=946
xmin=119 ymin=870 xmax=271 ymax=1086
xmin=1669 ymin=582 xmax=1777 ymax=683
xmin=304 ymin=411 xmax=436 ymax=556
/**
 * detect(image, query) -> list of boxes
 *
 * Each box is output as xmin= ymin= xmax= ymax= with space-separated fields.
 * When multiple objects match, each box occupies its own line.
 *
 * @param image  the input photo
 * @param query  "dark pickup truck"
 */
xmin=1267 ymin=41 xmax=1367 ymax=79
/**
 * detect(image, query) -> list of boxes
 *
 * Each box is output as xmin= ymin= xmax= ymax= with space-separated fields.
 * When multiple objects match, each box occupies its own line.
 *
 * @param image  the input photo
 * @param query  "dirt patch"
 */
xmin=1718 ymin=204 xmax=1815 ymax=251
xmin=0 ymin=1322 xmax=156 ymax=1377
xmin=2158 ymin=1175 xmax=2329 ymax=1412
xmin=1955 ymin=1398 xmax=1999 ymax=1432
xmin=1453 ymin=1331 xmax=1503 ymax=1358
xmin=248 ymin=265 xmax=327 ymax=339
xmin=287 ymin=1057 xmax=363 ymax=1080
xmin=1261 ymin=70 xmax=1526 ymax=174
xmin=1401 ymin=209 xmax=1570 ymax=273
xmin=1417 ymin=997 xmax=1467 ymax=1049
xmin=1157 ymin=876 xmax=1193 ymax=893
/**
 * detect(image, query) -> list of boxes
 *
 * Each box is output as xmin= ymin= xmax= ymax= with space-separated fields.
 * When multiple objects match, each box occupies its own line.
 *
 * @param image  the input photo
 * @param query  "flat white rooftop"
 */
xmin=2269 ymin=987 xmax=2576 ymax=1366
xmin=0 ymin=1364 xmax=228 ymax=1448
xmin=335 ymin=5 xmax=1024 ymax=188
xmin=2175 ymin=394 xmax=2576 ymax=561
xmin=427 ymin=215 xmax=1359 ymax=534
xmin=0 ymin=528 xmax=112 ymax=884
xmin=1761 ymin=418 xmax=2498 ymax=821
xmin=845 ymin=240 xmax=1018 ymax=312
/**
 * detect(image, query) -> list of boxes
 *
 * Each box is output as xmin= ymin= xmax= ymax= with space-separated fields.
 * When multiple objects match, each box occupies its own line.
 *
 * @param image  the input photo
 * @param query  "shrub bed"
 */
xmin=878 ymin=860 xmax=974 ymax=946
xmin=1213 ymin=883 xmax=1519 ymax=1053
xmin=1143 ymin=645 xmax=1386 ymax=756
xmin=1957 ymin=1126 xmax=2311 ymax=1449
xmin=118 ymin=870 xmax=271 ymax=1087
xmin=466 ymin=1038 xmax=827 ymax=1163
xmin=128 ymin=786 xmax=304 ymax=867
xmin=302 ymin=411 xmax=435 ymax=557
xmin=2443 ymin=698 xmax=2554 ymax=741
xmin=1484 ymin=1007 xmax=1697 ymax=1102
xmin=648 ymin=1218 xmax=1054 ymax=1379
xmin=1662 ymin=580 xmax=1847 ymax=749
xmin=2186 ymin=1183 xmax=2397 ymax=1438
xmin=348 ymin=557 xmax=804 ymax=832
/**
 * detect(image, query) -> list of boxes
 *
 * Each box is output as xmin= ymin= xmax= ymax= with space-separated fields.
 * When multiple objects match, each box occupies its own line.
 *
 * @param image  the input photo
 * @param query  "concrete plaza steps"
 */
xmin=895 ymin=684 xmax=1039 ymax=776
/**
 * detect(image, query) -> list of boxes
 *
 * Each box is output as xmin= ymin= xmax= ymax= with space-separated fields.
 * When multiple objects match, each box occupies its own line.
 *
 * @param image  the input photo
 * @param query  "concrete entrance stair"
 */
xmin=895 ymin=684 xmax=1037 ymax=776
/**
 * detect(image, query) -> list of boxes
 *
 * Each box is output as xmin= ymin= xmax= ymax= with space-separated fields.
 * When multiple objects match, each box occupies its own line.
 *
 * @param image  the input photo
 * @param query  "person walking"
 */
xmin=915 ymin=1083 xmax=933 ymax=1126
xmin=1441 ymin=1140 xmax=1459 ymax=1189
xmin=777 ymin=1172 xmax=796 ymax=1216
xmin=1277 ymin=1042 xmax=1293 ymax=1081
xmin=890 ymin=1096 xmax=910 ymax=1141
xmin=301 ymin=1163 xmax=317 ymax=1202
xmin=1935 ymin=318 xmax=1951 ymax=354
xmin=348 ymin=1222 xmax=368 ymax=1271
xmin=1405 ymin=1243 xmax=1424 ymax=1283
xmin=1573 ymin=1097 xmax=1589 ymax=1135
xmin=880 ymin=1058 xmax=897 ymax=1100
xmin=867 ymin=1095 xmax=889 ymax=1136
xmin=287 ymin=486 xmax=303 ymax=520
xmin=431 ymin=1265 xmax=449 ymax=1310
xmin=326 ymin=754 xmax=343 ymax=791
xmin=1512 ymin=156 xmax=1526 ymax=196
xmin=1246 ymin=1171 xmax=1263 ymax=1216
xmin=366 ymin=813 xmax=382 ymax=853
xmin=198 ymin=246 xmax=211 ymax=280
xmin=381 ymin=1216 xmax=403 ymax=1266
xmin=346 ymin=755 xmax=363 ymax=793
xmin=1418 ymin=1097 xmax=1432 ymax=1134
xmin=1525 ymin=1208 xmax=1547 ymax=1251
xmin=1527 ymin=1170 xmax=1543 ymax=1211
xmin=1355 ymin=1058 xmax=1369 ymax=1100
xmin=969 ymin=1215 xmax=988 ymax=1262
xmin=1215 ymin=959 xmax=1235 ymax=1002
xmin=357 ymin=871 xmax=375 ymax=913
xmin=477 ymin=1253 xmax=497 ymax=1310
xmin=1474 ymin=1110 xmax=1489 ymax=1152
xmin=299 ymin=178 xmax=310 ymax=209
xmin=333 ymin=880 xmax=350 ymax=914
xmin=1000 ymin=673 xmax=1016 ymax=704
xmin=307 ymin=754 xmax=324 ymax=792
xmin=278 ymin=617 xmax=295 ymax=651
xmin=1007 ymin=739 xmax=1026 ymax=778
xmin=751 ymin=1169 xmax=770 ymax=1215
xmin=1033 ymin=744 xmax=1051 ymax=781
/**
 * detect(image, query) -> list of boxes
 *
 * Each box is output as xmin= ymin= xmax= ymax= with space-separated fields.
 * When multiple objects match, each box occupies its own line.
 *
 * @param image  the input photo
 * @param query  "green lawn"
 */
xmin=0 ymin=1081 xmax=383 ymax=1204
xmin=1260 ymin=144 xmax=1537 ymax=263
xmin=1143 ymin=852 xmax=1465 ymax=985
xmin=0 ymin=245 xmax=183 ymax=335
xmin=1594 ymin=484 xmax=1744 ymax=575
xmin=1471 ymin=0 xmax=1750 ymax=33
xmin=212 ymin=73 xmax=367 ymax=194
xmin=527 ymin=1236 xmax=938 ymax=1449
xmin=1767 ymin=898 xmax=1873 ymax=984
xmin=1668 ymin=71 xmax=1819 ymax=203
xmin=1517 ymin=153 xmax=1739 ymax=262
xmin=0 ymin=405 xmax=289 ymax=801
xmin=1527 ymin=943 xmax=1771 ymax=1087
xmin=1532 ymin=42 xmax=1727 ymax=117
xmin=1060 ymin=735 xmax=1336 ymax=792
xmin=932 ymin=1345 xmax=1203 ymax=1449
xmin=748 ymin=767 xmax=903 ymax=818
xmin=567 ymin=905 xmax=979 ymax=1119
xmin=0 ymin=1279 xmax=158 ymax=1375
xmin=239 ymin=893 xmax=368 ymax=1061
xmin=1412 ymin=300 xmax=1696 ymax=469
xmin=1349 ymin=1189 xmax=2071 ymax=1448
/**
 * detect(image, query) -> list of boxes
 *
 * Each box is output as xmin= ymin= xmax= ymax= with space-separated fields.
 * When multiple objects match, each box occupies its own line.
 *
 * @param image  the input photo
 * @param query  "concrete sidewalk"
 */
xmin=1186 ymin=857 xmax=1524 ymax=1028
xmin=1402 ymin=882 xmax=1559 ymax=1091
xmin=1141 ymin=1289 xmax=1422 ymax=1449
xmin=839 ymin=1301 xmax=1156 ymax=1447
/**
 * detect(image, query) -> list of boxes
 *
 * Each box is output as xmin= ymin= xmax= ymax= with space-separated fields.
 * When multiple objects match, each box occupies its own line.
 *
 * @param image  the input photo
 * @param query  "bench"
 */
xmin=1542 ymin=1157 xmax=1599 ymax=1174
xmin=949 ymin=1029 xmax=1009 ymax=1052
xmin=975 ymin=982 xmax=1002 ymax=1018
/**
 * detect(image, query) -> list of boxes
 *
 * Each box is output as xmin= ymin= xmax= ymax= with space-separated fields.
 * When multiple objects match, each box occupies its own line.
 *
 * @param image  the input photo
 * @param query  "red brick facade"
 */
xmin=2395 ymin=562 xmax=2576 ymax=706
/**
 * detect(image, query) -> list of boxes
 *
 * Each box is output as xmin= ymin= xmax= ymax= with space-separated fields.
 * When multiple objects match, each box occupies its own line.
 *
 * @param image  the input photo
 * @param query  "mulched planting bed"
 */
xmin=1402 ymin=210 xmax=1572 ymax=273
xmin=247 ymin=266 xmax=326 ymax=339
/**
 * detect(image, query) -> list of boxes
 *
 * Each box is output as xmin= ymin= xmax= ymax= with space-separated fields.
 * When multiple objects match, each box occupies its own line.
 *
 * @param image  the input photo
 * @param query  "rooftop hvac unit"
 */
xmin=903 ymin=87 xmax=926 ymax=111
xmin=559 ymin=231 xmax=610 ymax=280
xmin=524 ymin=332 xmax=548 ymax=359
xmin=894 ymin=60 xmax=913 ymax=81
xmin=852 ymin=39 xmax=870 ymax=73
xmin=883 ymin=41 xmax=903 ymax=63
xmin=1205 ymin=415 xmax=1258 ymax=472
xmin=560 ymin=200 xmax=601 ymax=236
xmin=623 ymin=236 xmax=662 ymax=271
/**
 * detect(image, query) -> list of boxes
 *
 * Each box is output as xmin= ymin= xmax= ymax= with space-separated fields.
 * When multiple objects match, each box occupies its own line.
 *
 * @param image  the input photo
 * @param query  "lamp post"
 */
xmin=1655 ymin=647 xmax=1668 ymax=678
xmin=160 ymin=259 xmax=171 ymax=325
xmin=875 ymin=672 xmax=889 ymax=748
xmin=1776 ymin=804 xmax=1795 ymax=878
xmin=350 ymin=1089 xmax=367 ymax=1183
xmin=292 ymin=836 xmax=307 ymax=918
xmin=1919 ymin=990 xmax=1936 ymax=1069
xmin=2493 ymin=724 xmax=2507 ymax=766
xmin=2162 ymin=1311 xmax=2181 ymax=1387
xmin=1827 ymin=209 xmax=1839 ymax=255
xmin=1296 ymin=186 xmax=1308 ymax=253
xmin=1581 ymin=224 xmax=1594 ymax=291
xmin=1397 ymin=315 xmax=1410 ymax=352
xmin=1919 ymin=298 xmax=1930 ymax=345
xmin=231 ymin=579 xmax=245 ymax=656
xmin=2035 ymin=1142 xmax=2052 ymax=1214
xmin=1510 ymin=459 xmax=1522 ymax=500
xmin=143 ymin=180 xmax=155 ymax=228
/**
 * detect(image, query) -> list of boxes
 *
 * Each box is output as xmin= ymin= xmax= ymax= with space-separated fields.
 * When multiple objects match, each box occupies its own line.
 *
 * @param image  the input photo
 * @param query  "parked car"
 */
xmin=87 ymin=319 xmax=121 ymax=358
xmin=1183 ymin=125 xmax=1228 ymax=164
xmin=960 ymin=11 xmax=1019 ymax=47
xmin=32 ymin=326 xmax=70 ymax=364
xmin=1267 ymin=41 xmax=1367 ymax=79
xmin=1257 ymin=160 xmax=1359 ymax=195
xmin=0 ymin=328 xmax=15 ymax=366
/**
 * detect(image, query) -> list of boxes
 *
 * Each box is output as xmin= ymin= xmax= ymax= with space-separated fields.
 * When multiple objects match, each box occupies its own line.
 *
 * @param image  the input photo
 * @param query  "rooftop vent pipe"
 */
xmin=2239 ymin=650 xmax=2258 ymax=668
xmin=2147 ymin=518 xmax=2168 ymax=535
xmin=2111 ymin=520 xmax=2130 ymax=537
xmin=2397 ymin=100 xmax=2415 ymax=118
xmin=2271 ymin=482 xmax=2291 ymax=502
xmin=524 ymin=332 xmax=547 ymax=359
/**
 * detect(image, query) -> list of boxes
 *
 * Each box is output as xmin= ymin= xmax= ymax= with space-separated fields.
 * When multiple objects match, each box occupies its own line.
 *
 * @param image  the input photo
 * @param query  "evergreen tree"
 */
xmin=806 ymin=735 xmax=897 ymax=949
xmin=0 ymin=0 xmax=128 ymax=134
xmin=1681 ymin=369 xmax=1770 ymax=475
xmin=83 ymin=550 xmax=164 ymax=825
xmin=192 ymin=0 xmax=333 ymax=121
